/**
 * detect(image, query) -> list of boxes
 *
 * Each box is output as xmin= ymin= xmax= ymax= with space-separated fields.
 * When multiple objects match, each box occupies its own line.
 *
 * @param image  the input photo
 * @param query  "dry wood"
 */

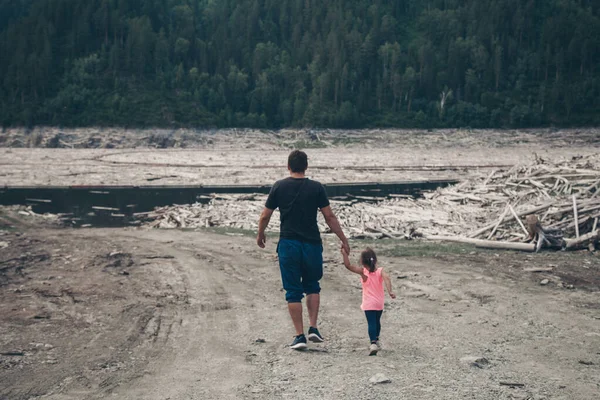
xmin=487 ymin=205 xmax=510 ymax=240
xmin=426 ymin=235 xmax=535 ymax=252
xmin=447 ymin=194 xmax=484 ymax=202
xmin=478 ymin=241 xmax=536 ymax=252
xmin=527 ymin=179 xmax=546 ymax=189
xmin=483 ymin=169 xmax=496 ymax=186
xmin=540 ymin=207 xmax=551 ymax=222
xmin=136 ymin=153 xmax=599 ymax=249
xmin=563 ymin=215 xmax=594 ymax=231
xmin=25 ymin=198 xmax=52 ymax=203
xmin=508 ymin=205 xmax=529 ymax=236
xmin=91 ymin=206 xmax=120 ymax=211
xmin=470 ymin=202 xmax=554 ymax=238
xmin=535 ymin=233 xmax=545 ymax=252
xmin=564 ymin=230 xmax=599 ymax=250
xmin=587 ymin=179 xmax=600 ymax=192
xmin=578 ymin=204 xmax=600 ymax=215
xmin=552 ymin=198 xmax=600 ymax=214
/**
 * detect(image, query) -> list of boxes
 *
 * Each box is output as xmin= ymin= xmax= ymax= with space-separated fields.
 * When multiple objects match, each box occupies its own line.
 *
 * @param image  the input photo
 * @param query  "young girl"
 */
xmin=341 ymin=247 xmax=396 ymax=356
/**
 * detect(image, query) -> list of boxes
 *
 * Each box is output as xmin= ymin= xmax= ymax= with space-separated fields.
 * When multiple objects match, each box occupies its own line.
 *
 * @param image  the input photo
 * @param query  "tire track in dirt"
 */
xmin=0 ymin=224 xmax=190 ymax=400
xmin=100 ymin=229 xmax=268 ymax=400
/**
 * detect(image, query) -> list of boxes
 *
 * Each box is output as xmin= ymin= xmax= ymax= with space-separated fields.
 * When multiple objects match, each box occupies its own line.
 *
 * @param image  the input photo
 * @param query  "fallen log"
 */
xmin=475 ymin=240 xmax=536 ymax=252
xmin=564 ymin=230 xmax=599 ymax=250
xmin=426 ymin=235 xmax=536 ymax=252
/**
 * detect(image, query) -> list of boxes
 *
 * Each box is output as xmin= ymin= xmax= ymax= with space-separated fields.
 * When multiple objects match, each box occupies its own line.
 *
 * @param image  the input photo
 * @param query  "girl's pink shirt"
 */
xmin=361 ymin=267 xmax=385 ymax=311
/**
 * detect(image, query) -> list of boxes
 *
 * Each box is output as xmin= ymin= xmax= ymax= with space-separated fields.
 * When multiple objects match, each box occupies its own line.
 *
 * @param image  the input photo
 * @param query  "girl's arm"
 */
xmin=340 ymin=248 xmax=367 ymax=281
xmin=381 ymin=269 xmax=396 ymax=299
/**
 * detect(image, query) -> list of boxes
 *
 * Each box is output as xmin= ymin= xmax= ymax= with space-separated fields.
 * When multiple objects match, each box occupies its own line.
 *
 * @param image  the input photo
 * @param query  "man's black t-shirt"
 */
xmin=265 ymin=177 xmax=330 ymax=244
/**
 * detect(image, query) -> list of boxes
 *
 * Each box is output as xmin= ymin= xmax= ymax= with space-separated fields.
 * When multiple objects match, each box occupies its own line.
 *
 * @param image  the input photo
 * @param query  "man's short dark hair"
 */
xmin=288 ymin=150 xmax=308 ymax=173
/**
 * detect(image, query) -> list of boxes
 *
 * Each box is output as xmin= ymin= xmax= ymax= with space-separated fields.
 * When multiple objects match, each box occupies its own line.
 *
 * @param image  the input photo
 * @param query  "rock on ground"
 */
xmin=369 ymin=373 xmax=391 ymax=384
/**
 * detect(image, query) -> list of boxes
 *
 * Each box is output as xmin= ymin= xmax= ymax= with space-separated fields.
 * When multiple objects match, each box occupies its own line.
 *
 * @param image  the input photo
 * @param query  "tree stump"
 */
xmin=526 ymin=215 xmax=565 ymax=251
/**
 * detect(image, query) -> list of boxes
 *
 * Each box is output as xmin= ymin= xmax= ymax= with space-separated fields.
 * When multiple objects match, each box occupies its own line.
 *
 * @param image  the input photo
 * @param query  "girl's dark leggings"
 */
xmin=364 ymin=310 xmax=383 ymax=343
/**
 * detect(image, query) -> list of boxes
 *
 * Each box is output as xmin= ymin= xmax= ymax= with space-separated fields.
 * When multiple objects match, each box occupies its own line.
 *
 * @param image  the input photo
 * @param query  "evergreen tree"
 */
xmin=0 ymin=0 xmax=598 ymax=128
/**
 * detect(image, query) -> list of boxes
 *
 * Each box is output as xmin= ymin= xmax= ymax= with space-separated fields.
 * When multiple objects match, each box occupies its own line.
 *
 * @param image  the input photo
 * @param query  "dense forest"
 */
xmin=1 ymin=0 xmax=599 ymax=128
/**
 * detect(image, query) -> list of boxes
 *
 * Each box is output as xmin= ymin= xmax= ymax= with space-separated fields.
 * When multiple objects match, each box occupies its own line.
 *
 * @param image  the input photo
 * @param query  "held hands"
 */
xmin=256 ymin=231 xmax=266 ymax=248
xmin=340 ymin=246 xmax=367 ymax=281
xmin=339 ymin=245 xmax=351 ymax=262
xmin=340 ymin=240 xmax=350 ymax=256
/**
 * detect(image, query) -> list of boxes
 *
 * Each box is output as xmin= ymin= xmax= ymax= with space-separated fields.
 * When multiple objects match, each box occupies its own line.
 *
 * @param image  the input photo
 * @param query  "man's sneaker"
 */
xmin=307 ymin=327 xmax=324 ymax=343
xmin=290 ymin=334 xmax=308 ymax=350
xmin=369 ymin=343 xmax=379 ymax=356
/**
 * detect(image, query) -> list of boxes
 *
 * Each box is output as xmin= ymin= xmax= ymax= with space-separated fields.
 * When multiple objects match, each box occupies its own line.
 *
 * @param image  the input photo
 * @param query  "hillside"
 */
xmin=1 ymin=0 xmax=599 ymax=128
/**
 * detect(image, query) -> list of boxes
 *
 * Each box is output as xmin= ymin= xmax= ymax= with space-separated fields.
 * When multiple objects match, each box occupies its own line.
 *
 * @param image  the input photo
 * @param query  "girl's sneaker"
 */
xmin=369 ymin=343 xmax=379 ymax=356
xmin=307 ymin=327 xmax=324 ymax=343
xmin=290 ymin=334 xmax=308 ymax=350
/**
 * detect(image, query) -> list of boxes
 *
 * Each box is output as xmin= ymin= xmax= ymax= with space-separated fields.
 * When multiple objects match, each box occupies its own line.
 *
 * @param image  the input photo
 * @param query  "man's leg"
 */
xmin=302 ymin=242 xmax=324 ymax=342
xmin=278 ymin=240 xmax=305 ymax=336
xmin=288 ymin=302 xmax=304 ymax=336
xmin=306 ymin=293 xmax=320 ymax=328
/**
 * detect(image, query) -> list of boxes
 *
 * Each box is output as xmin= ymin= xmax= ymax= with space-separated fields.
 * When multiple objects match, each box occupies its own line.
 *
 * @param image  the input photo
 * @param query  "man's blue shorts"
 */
xmin=277 ymin=239 xmax=323 ymax=303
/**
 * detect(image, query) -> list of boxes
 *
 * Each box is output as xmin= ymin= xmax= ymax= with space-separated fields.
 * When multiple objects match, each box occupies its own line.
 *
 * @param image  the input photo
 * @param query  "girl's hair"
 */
xmin=360 ymin=247 xmax=378 ymax=273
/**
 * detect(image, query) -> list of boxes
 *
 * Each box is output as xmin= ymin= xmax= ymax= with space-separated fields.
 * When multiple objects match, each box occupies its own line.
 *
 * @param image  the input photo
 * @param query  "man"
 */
xmin=257 ymin=150 xmax=350 ymax=350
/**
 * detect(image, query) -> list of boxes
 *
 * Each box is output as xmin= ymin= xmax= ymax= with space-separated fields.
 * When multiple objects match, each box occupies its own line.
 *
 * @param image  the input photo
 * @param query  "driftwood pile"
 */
xmin=143 ymin=194 xmax=279 ymax=231
xmin=426 ymin=153 xmax=600 ymax=251
xmin=142 ymin=154 xmax=600 ymax=252
xmin=142 ymin=193 xmax=444 ymax=239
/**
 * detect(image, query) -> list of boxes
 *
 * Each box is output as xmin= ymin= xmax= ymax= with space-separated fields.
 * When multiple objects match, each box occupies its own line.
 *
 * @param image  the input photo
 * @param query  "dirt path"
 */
xmin=2 ymin=219 xmax=599 ymax=400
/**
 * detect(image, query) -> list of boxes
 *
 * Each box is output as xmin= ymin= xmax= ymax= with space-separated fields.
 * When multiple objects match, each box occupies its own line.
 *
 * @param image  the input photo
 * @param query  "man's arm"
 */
xmin=320 ymin=206 xmax=350 ymax=254
xmin=257 ymin=207 xmax=274 ymax=248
